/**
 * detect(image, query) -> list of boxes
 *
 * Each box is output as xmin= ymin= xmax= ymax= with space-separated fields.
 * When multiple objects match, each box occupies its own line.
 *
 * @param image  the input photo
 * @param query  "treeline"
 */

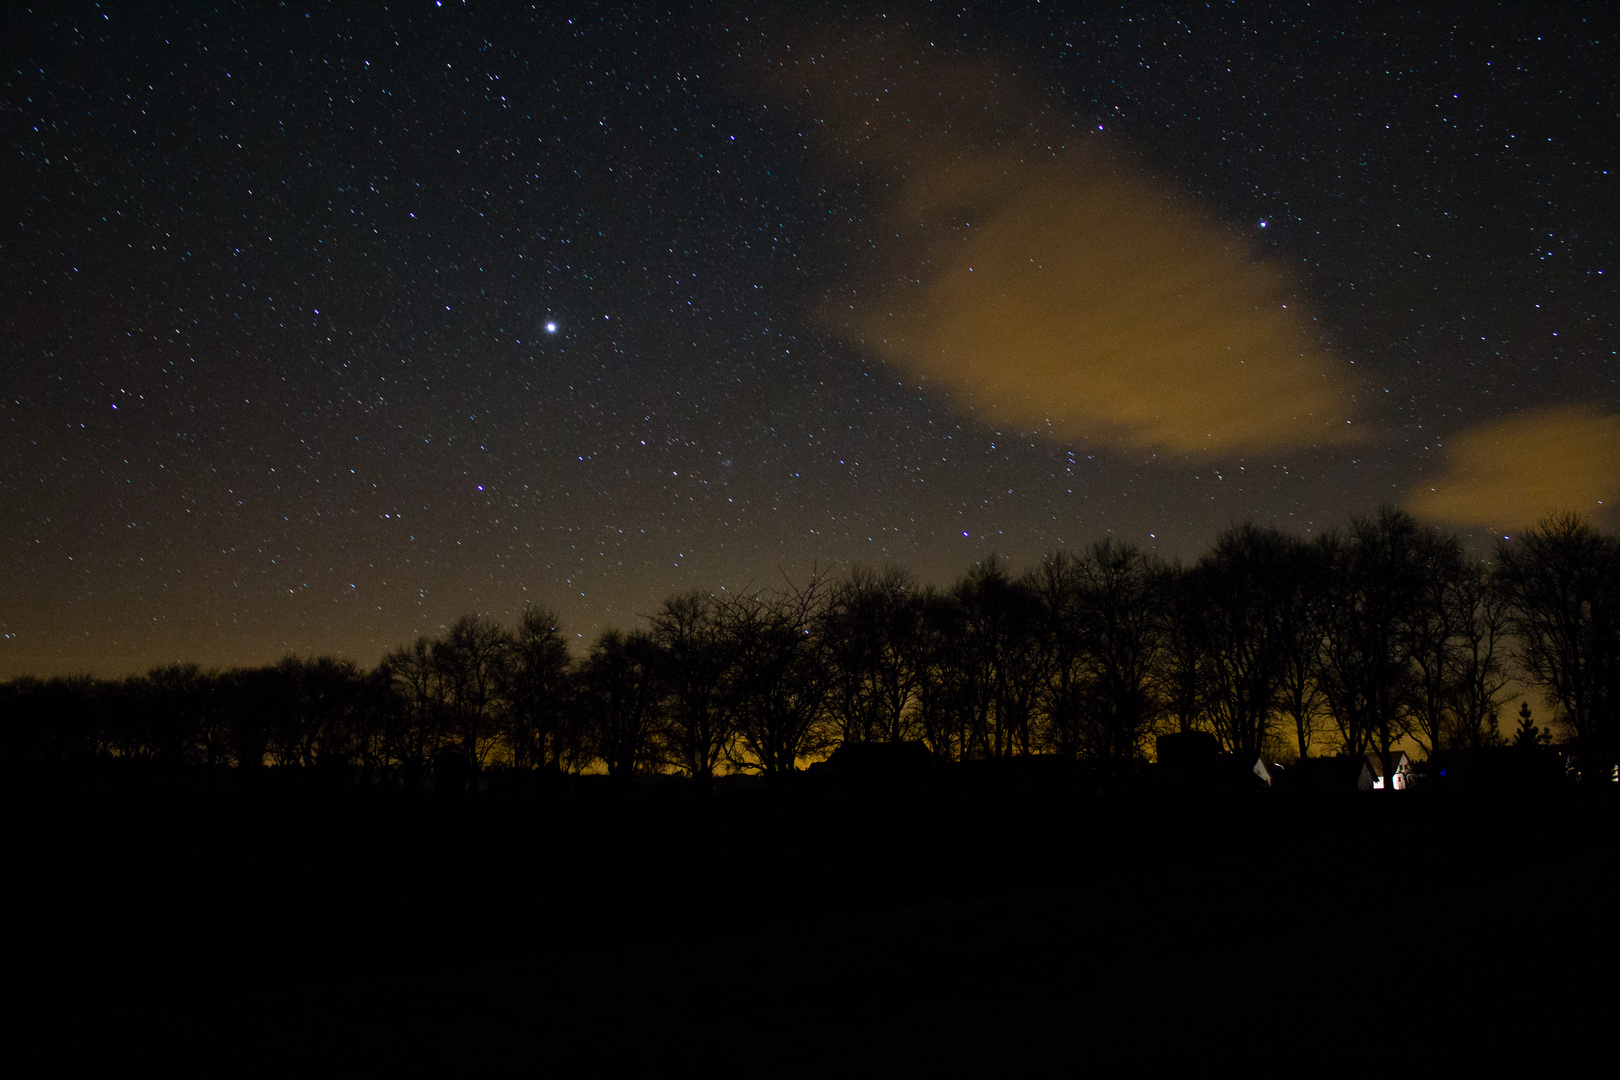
xmin=4 ymin=509 xmax=1617 ymax=784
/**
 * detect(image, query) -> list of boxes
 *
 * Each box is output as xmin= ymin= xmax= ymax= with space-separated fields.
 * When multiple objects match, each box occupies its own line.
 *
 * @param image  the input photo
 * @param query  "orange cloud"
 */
xmin=765 ymin=32 xmax=1360 ymax=457
xmin=1407 ymin=405 xmax=1620 ymax=530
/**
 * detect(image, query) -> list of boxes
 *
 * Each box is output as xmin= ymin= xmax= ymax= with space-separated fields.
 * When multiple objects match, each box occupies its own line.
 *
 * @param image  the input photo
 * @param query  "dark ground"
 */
xmin=3 ymin=766 xmax=1616 ymax=1076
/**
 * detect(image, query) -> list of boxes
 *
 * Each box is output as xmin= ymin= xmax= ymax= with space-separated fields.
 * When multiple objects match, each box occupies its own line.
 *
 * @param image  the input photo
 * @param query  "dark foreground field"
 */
xmin=4 ymin=766 xmax=1617 ymax=1076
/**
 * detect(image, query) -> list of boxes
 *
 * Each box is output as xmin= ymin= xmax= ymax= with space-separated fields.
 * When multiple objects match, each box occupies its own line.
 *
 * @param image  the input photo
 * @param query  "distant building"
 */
xmin=1361 ymin=750 xmax=1412 ymax=791
xmin=813 ymin=739 xmax=939 ymax=786
xmin=1252 ymin=757 xmax=1284 ymax=787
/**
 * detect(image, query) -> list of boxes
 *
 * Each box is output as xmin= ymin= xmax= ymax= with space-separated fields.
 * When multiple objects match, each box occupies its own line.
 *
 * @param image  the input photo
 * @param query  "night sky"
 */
xmin=3 ymin=3 xmax=1616 ymax=677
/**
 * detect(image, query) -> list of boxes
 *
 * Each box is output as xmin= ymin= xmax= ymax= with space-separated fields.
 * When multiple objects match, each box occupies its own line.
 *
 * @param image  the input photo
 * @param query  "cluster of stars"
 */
xmin=1 ymin=5 xmax=1611 ymax=676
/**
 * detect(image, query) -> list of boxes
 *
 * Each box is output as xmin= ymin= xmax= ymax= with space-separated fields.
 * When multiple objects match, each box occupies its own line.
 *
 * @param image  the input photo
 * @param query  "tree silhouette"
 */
xmin=1156 ymin=561 xmax=1209 ymax=742
xmin=1188 ymin=524 xmax=1295 ymax=761
xmin=217 ymin=665 xmax=278 ymax=771
xmin=1318 ymin=507 xmax=1427 ymax=775
xmin=1072 ymin=540 xmax=1166 ymax=763
xmin=953 ymin=559 xmax=1044 ymax=759
xmin=14 ymin=508 xmax=1620 ymax=790
xmin=913 ymin=584 xmax=971 ymax=761
xmin=0 ymin=675 xmax=105 ymax=766
xmin=1510 ymin=701 xmax=1552 ymax=750
xmin=1405 ymin=527 xmax=1467 ymax=760
xmin=581 ymin=627 xmax=661 ymax=781
xmin=1029 ymin=550 xmax=1099 ymax=757
xmin=649 ymin=591 xmax=733 ymax=784
xmin=723 ymin=576 xmax=835 ymax=779
xmin=433 ymin=615 xmax=514 ymax=772
xmin=143 ymin=662 xmax=217 ymax=766
xmin=822 ymin=566 xmax=924 ymax=745
xmin=380 ymin=636 xmax=443 ymax=786
xmin=263 ymin=658 xmax=314 ymax=767
xmin=254 ymin=655 xmax=376 ymax=774
xmin=304 ymin=656 xmax=371 ymax=771
xmin=907 ymin=563 xmax=1046 ymax=762
xmin=1496 ymin=513 xmax=1620 ymax=782
xmin=506 ymin=607 xmax=578 ymax=772
xmin=1447 ymin=560 xmax=1512 ymax=750
xmin=1272 ymin=535 xmax=1330 ymax=761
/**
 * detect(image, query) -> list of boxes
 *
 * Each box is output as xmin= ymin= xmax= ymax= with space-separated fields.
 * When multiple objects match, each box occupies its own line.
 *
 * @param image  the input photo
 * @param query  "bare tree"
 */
xmin=1448 ymin=560 xmax=1512 ymax=750
xmin=433 ymin=615 xmax=514 ymax=769
xmin=263 ymin=657 xmax=318 ymax=767
xmin=1405 ymin=528 xmax=1467 ymax=760
xmin=724 ymin=575 xmax=835 ymax=779
xmin=580 ymin=628 xmax=661 ymax=781
xmin=913 ymin=585 xmax=971 ymax=761
xmin=649 ymin=591 xmax=734 ymax=784
xmin=1029 ymin=550 xmax=1096 ymax=757
xmin=1496 ymin=514 xmax=1620 ymax=782
xmin=913 ymin=564 xmax=1028 ymax=762
xmin=1189 ymin=524 xmax=1294 ymax=761
xmin=1155 ymin=561 xmax=1208 ymax=741
xmin=506 ymin=606 xmax=577 ymax=772
xmin=143 ymin=662 xmax=216 ymax=766
xmin=0 ymin=675 xmax=106 ymax=767
xmin=950 ymin=559 xmax=1044 ymax=759
xmin=380 ymin=636 xmax=444 ymax=785
xmin=218 ymin=666 xmax=275 ymax=770
xmin=1273 ymin=536 xmax=1330 ymax=761
xmin=259 ymin=655 xmax=372 ymax=772
xmin=1074 ymin=540 xmax=1166 ymax=763
xmin=301 ymin=655 xmax=371 ymax=770
xmin=823 ymin=566 xmax=924 ymax=745
xmin=1317 ymin=507 xmax=1427 ymax=774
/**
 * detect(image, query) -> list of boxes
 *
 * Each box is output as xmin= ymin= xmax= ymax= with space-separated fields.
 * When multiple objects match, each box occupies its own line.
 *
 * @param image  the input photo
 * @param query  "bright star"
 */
xmin=545 ymin=322 xmax=557 ymax=333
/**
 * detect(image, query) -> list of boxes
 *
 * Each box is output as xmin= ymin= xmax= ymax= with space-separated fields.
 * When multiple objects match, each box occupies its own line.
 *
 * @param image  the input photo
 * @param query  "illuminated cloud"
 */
xmin=1407 ymin=405 xmax=1620 ymax=530
xmin=766 ymin=32 xmax=1360 ymax=457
